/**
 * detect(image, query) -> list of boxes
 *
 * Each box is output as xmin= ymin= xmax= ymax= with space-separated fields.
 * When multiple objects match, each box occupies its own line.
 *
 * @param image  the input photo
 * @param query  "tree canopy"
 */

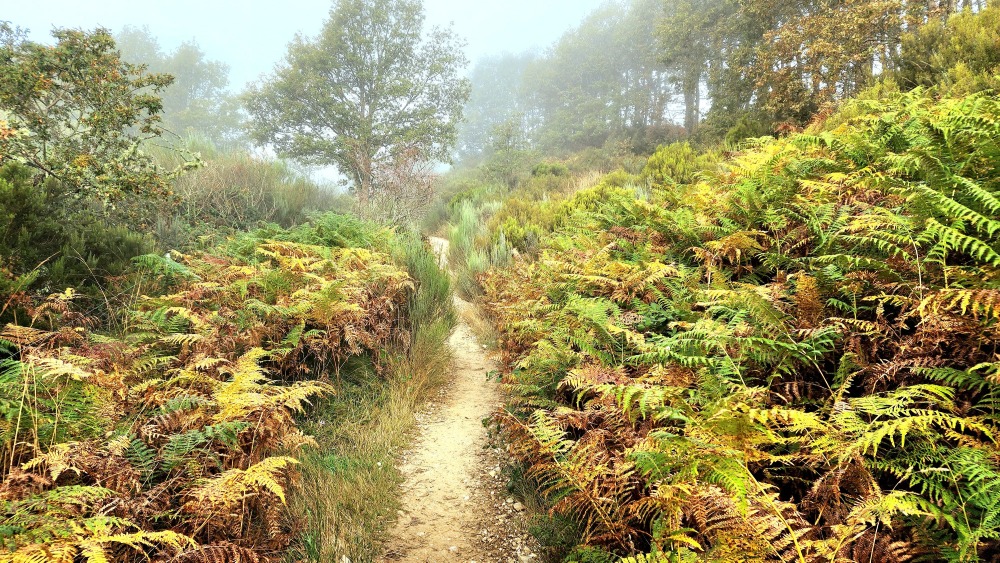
xmin=0 ymin=27 xmax=174 ymax=202
xmin=244 ymin=0 xmax=470 ymax=207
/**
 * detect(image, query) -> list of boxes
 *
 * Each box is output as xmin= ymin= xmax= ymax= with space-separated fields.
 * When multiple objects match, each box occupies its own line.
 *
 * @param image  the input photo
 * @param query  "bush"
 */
xmin=894 ymin=5 xmax=1000 ymax=96
xmin=152 ymin=139 xmax=343 ymax=247
xmin=641 ymin=141 xmax=720 ymax=185
xmin=0 ymin=163 xmax=154 ymax=323
xmin=532 ymin=162 xmax=569 ymax=177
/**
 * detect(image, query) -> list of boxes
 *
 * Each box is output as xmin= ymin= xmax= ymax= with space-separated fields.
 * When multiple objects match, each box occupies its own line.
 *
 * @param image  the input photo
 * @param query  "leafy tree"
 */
xmin=244 ymin=0 xmax=470 ymax=209
xmin=115 ymin=26 xmax=243 ymax=145
xmin=893 ymin=3 xmax=1000 ymax=96
xmin=482 ymin=118 xmax=537 ymax=190
xmin=0 ymin=27 xmax=174 ymax=202
xmin=749 ymin=0 xmax=906 ymax=122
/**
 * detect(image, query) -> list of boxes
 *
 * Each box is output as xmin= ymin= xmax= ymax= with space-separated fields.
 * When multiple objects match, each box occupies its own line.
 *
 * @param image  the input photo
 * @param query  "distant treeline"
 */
xmin=459 ymin=0 xmax=994 ymax=160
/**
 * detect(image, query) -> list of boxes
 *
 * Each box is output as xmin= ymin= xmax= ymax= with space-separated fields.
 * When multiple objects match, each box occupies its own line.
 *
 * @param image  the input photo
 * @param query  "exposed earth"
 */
xmin=378 ymin=238 xmax=541 ymax=563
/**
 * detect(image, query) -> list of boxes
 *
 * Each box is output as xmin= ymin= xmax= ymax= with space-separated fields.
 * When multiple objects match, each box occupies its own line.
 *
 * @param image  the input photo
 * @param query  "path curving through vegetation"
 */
xmin=379 ymin=238 xmax=535 ymax=563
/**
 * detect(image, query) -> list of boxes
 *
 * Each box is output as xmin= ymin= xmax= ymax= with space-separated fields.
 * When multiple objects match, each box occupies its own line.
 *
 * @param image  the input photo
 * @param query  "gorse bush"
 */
xmin=893 ymin=4 xmax=1000 ymax=97
xmin=481 ymin=88 xmax=1000 ymax=561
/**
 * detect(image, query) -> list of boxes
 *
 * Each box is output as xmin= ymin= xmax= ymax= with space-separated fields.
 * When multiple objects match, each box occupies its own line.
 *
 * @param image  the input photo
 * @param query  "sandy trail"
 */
xmin=379 ymin=237 xmax=536 ymax=563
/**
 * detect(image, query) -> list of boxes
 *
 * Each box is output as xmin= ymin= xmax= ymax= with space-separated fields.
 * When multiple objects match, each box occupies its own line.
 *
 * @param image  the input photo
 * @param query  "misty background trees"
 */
xmin=244 ymin=0 xmax=470 ymax=223
xmin=115 ymin=26 xmax=243 ymax=146
xmin=457 ymin=0 xmax=995 ymax=163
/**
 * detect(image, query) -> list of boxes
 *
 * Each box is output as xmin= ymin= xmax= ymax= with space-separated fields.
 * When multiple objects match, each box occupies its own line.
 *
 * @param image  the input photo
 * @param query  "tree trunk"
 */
xmin=683 ymin=66 xmax=701 ymax=134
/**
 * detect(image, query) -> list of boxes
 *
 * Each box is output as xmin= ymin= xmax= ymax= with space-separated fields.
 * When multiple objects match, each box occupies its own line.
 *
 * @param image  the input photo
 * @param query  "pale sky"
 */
xmin=6 ymin=0 xmax=607 ymax=90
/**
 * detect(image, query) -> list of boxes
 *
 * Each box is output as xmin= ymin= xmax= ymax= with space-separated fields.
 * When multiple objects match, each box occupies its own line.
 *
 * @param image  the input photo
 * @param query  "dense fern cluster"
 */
xmin=481 ymin=89 xmax=1000 ymax=561
xmin=0 ymin=217 xmax=416 ymax=562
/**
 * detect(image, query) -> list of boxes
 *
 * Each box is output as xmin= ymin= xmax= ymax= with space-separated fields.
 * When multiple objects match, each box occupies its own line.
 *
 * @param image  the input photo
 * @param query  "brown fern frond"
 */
xmin=163 ymin=542 xmax=265 ymax=563
xmin=0 ymin=324 xmax=57 ymax=348
xmin=841 ymin=529 xmax=917 ymax=563
xmin=794 ymin=274 xmax=823 ymax=330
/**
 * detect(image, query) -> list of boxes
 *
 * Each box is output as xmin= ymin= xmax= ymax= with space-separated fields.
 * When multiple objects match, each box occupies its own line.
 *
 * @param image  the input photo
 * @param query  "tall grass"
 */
xmin=152 ymin=136 xmax=350 ymax=250
xmin=448 ymin=200 xmax=511 ymax=299
xmin=288 ymin=232 xmax=456 ymax=562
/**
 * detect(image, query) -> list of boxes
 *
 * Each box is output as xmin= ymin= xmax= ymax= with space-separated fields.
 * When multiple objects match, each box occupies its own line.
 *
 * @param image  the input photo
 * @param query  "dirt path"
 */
xmin=379 ymin=238 xmax=538 ymax=563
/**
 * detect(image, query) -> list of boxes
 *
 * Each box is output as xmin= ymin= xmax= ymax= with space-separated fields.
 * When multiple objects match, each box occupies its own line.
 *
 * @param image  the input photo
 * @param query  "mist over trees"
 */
xmin=244 ymin=0 xmax=470 ymax=221
xmin=457 ymin=0 xmax=993 ymax=161
xmin=115 ymin=26 xmax=242 ymax=146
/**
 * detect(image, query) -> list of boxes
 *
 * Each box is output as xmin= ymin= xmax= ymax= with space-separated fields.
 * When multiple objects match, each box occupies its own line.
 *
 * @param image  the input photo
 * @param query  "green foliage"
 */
xmin=0 ymin=27 xmax=177 ymax=201
xmin=482 ymin=119 xmax=538 ymax=190
xmin=151 ymin=138 xmax=345 ymax=250
xmin=0 ymin=162 xmax=154 ymax=323
xmin=244 ymin=0 xmax=470 ymax=210
xmin=641 ymin=142 xmax=719 ymax=185
xmin=447 ymin=200 xmax=511 ymax=299
xmin=894 ymin=4 xmax=1000 ymax=97
xmin=481 ymin=87 xmax=1000 ymax=561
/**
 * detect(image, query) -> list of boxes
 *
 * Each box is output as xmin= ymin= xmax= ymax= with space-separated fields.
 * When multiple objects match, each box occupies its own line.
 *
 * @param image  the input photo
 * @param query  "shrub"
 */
xmin=0 ymin=163 xmax=154 ymax=324
xmin=640 ymin=141 xmax=720 ymax=185
xmin=151 ymin=138 xmax=344 ymax=250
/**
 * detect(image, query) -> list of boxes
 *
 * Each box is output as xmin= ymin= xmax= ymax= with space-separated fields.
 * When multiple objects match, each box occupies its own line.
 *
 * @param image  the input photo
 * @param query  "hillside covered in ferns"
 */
xmin=419 ymin=4 xmax=1000 ymax=560
xmin=455 ymin=77 xmax=1000 ymax=563
xmin=0 ymin=215 xmax=446 ymax=561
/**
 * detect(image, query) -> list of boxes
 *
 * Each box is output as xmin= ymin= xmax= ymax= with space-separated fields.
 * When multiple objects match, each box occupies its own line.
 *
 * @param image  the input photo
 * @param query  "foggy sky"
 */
xmin=6 ymin=0 xmax=607 ymax=89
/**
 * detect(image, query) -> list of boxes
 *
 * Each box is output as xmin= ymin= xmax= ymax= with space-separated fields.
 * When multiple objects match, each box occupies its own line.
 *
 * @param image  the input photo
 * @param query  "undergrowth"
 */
xmin=474 ymin=88 xmax=1000 ymax=562
xmin=0 ymin=212 xmax=452 ymax=562
xmin=288 ymin=232 xmax=456 ymax=562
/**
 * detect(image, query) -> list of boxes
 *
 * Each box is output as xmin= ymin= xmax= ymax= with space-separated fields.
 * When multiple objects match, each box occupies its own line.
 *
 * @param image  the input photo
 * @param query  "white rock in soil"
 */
xmin=513 ymin=502 xmax=525 ymax=512
xmin=449 ymin=545 xmax=459 ymax=553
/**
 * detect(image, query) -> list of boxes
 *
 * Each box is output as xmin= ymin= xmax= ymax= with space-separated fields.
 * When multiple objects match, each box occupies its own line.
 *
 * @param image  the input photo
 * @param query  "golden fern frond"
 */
xmin=188 ymin=357 xmax=228 ymax=372
xmin=919 ymin=288 xmax=1000 ymax=321
xmin=269 ymin=381 xmax=334 ymax=415
xmin=4 ymin=520 xmax=195 ymax=563
xmin=185 ymin=456 xmax=297 ymax=511
xmin=161 ymin=307 xmax=208 ymax=330
xmin=104 ymin=435 xmax=132 ymax=458
xmin=30 ymin=356 xmax=93 ymax=382
xmin=22 ymin=443 xmax=83 ymax=481
xmin=75 ymin=528 xmax=195 ymax=562
xmin=159 ymin=334 xmax=205 ymax=348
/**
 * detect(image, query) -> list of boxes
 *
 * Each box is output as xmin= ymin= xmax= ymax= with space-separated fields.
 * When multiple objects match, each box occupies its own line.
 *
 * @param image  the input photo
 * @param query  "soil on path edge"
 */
xmin=378 ymin=238 xmax=539 ymax=563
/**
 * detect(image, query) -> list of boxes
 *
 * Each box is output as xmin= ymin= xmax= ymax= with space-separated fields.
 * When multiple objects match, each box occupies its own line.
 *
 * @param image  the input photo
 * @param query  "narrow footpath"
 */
xmin=379 ymin=238 xmax=539 ymax=563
